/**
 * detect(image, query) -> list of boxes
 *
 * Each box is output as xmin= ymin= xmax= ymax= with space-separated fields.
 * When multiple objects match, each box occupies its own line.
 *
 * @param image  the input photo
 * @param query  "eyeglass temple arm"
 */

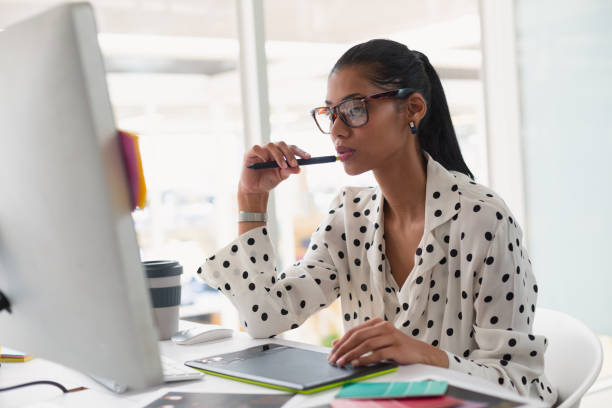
xmin=396 ymin=88 xmax=416 ymax=98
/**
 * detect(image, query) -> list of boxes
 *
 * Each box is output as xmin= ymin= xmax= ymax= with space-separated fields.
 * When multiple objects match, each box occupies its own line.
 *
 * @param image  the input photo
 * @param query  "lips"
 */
xmin=335 ymin=145 xmax=356 ymax=162
xmin=335 ymin=146 xmax=356 ymax=154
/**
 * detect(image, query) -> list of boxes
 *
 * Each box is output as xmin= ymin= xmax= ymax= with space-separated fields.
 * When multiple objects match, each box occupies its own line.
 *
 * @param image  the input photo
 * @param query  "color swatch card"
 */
xmin=336 ymin=381 xmax=448 ymax=399
xmin=331 ymin=395 xmax=462 ymax=408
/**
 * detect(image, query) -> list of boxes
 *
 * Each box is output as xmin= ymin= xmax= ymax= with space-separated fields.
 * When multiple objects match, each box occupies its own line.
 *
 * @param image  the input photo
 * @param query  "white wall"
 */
xmin=515 ymin=0 xmax=612 ymax=333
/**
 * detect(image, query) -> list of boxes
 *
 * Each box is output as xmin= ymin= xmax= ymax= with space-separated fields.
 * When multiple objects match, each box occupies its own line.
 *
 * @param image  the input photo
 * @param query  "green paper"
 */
xmin=336 ymin=380 xmax=448 ymax=399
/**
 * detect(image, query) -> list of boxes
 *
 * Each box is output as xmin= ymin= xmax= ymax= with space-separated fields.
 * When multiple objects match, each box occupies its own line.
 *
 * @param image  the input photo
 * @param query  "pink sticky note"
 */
xmin=118 ymin=130 xmax=140 ymax=211
xmin=331 ymin=395 xmax=464 ymax=408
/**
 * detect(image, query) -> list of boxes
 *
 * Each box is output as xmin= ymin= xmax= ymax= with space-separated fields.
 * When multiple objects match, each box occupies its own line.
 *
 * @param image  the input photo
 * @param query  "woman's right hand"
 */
xmin=238 ymin=141 xmax=311 ymax=195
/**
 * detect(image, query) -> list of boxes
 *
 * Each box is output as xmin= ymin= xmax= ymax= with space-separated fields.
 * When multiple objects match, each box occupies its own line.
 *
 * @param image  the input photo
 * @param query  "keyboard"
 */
xmin=161 ymin=355 xmax=204 ymax=382
xmin=90 ymin=355 xmax=204 ymax=392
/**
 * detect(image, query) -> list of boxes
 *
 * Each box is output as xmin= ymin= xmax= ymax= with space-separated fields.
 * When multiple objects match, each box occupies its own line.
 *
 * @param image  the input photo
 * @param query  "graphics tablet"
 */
xmin=185 ymin=343 xmax=398 ymax=394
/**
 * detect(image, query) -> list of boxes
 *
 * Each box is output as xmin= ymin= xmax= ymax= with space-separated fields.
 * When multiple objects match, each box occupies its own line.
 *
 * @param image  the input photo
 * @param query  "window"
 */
xmin=99 ymin=5 xmax=245 ymax=327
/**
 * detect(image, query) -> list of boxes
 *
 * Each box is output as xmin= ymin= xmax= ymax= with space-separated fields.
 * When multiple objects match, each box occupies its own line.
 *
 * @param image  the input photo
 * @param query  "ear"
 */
xmin=403 ymin=92 xmax=427 ymax=125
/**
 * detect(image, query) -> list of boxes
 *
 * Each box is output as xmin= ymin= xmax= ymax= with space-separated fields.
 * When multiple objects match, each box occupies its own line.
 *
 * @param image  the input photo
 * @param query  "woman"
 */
xmin=197 ymin=39 xmax=557 ymax=405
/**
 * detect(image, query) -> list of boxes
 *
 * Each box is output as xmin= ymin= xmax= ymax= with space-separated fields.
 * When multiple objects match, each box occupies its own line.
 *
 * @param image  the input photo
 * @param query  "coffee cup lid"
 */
xmin=143 ymin=260 xmax=183 ymax=278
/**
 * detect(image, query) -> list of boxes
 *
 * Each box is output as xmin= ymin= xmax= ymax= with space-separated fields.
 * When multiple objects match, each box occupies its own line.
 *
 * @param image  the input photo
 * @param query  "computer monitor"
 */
xmin=0 ymin=3 xmax=164 ymax=390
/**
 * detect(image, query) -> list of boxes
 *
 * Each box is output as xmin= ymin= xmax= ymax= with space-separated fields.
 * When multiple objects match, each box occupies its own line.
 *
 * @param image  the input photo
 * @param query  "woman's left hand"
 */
xmin=328 ymin=318 xmax=449 ymax=368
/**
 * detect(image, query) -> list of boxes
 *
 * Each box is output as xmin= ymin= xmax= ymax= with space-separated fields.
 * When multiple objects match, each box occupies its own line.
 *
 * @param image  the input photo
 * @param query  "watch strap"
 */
xmin=238 ymin=211 xmax=267 ymax=222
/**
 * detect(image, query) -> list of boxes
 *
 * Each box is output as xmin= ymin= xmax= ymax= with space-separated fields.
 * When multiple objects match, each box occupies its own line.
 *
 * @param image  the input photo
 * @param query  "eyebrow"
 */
xmin=325 ymin=93 xmax=363 ymax=106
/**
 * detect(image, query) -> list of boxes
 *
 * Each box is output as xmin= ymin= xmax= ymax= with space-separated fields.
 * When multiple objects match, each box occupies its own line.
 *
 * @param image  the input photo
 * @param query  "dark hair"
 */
xmin=331 ymin=39 xmax=474 ymax=180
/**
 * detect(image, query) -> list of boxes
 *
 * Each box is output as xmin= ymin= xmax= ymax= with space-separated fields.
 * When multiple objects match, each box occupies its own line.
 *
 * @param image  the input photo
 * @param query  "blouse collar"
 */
xmin=365 ymin=150 xmax=464 ymax=234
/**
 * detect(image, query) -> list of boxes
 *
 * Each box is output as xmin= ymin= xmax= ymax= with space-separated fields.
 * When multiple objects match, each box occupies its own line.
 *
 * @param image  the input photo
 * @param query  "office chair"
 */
xmin=533 ymin=308 xmax=603 ymax=408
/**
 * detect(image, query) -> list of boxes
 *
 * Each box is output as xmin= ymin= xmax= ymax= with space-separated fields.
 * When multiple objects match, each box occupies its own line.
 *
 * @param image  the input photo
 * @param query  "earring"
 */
xmin=409 ymin=121 xmax=417 ymax=134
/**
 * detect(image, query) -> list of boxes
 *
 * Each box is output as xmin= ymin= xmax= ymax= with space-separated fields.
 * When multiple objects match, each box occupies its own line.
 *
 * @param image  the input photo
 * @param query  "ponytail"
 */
xmin=332 ymin=39 xmax=474 ymax=180
xmin=412 ymin=51 xmax=474 ymax=179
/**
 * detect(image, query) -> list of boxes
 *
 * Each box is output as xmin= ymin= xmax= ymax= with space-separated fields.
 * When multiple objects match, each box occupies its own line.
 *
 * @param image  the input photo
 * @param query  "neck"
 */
xmin=373 ymin=147 xmax=427 ymax=227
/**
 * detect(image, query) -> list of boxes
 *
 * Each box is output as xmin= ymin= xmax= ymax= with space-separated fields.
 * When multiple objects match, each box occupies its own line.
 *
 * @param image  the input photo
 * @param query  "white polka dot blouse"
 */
xmin=198 ymin=150 xmax=558 ymax=406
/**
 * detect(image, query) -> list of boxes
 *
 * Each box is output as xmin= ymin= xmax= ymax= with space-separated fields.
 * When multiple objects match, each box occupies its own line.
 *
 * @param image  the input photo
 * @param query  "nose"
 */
xmin=330 ymin=112 xmax=349 ymax=140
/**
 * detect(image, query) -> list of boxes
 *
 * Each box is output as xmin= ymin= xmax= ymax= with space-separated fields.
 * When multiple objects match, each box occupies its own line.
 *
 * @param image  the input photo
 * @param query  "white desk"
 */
xmin=0 ymin=322 xmax=546 ymax=408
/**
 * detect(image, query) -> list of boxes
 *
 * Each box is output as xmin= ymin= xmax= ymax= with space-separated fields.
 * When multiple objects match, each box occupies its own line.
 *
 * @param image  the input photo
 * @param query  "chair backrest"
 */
xmin=533 ymin=308 xmax=603 ymax=408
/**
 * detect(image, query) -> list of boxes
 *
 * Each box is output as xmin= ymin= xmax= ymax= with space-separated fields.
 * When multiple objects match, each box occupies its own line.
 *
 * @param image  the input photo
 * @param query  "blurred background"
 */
xmin=0 ymin=0 xmax=489 ymax=342
xmin=1 ymin=0 xmax=611 ymax=403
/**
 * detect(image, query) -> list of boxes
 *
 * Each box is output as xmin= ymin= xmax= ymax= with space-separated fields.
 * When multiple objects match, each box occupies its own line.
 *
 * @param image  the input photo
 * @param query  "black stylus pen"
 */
xmin=247 ymin=155 xmax=338 ymax=169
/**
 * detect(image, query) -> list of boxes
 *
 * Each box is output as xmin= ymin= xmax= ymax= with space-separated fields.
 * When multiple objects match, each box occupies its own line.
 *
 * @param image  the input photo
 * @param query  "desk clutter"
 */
xmin=144 ymin=392 xmax=293 ymax=407
xmin=143 ymin=382 xmax=523 ymax=408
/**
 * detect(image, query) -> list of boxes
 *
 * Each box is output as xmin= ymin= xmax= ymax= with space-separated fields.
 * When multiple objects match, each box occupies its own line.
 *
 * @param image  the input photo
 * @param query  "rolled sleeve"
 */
xmin=197 ymin=193 xmax=342 ymax=339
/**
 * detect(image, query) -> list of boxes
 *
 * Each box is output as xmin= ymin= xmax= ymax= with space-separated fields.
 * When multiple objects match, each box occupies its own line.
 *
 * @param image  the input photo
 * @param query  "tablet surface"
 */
xmin=185 ymin=343 xmax=398 ymax=394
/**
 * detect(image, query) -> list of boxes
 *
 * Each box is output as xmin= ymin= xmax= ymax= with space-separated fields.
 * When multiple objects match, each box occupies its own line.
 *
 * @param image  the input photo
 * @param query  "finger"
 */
xmin=289 ymin=144 xmax=311 ymax=159
xmin=352 ymin=347 xmax=394 ymax=368
xmin=276 ymin=141 xmax=297 ymax=167
xmin=331 ymin=321 xmax=389 ymax=364
xmin=278 ymin=164 xmax=300 ymax=180
xmin=336 ymin=336 xmax=394 ymax=367
xmin=329 ymin=320 xmax=388 ymax=363
xmin=329 ymin=318 xmax=382 ymax=359
xmin=329 ymin=319 xmax=381 ymax=361
xmin=265 ymin=143 xmax=288 ymax=168
xmin=250 ymin=144 xmax=273 ymax=163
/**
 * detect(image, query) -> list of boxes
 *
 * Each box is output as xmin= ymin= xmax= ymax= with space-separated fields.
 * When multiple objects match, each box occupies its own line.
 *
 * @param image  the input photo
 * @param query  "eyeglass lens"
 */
xmin=313 ymin=99 xmax=368 ymax=133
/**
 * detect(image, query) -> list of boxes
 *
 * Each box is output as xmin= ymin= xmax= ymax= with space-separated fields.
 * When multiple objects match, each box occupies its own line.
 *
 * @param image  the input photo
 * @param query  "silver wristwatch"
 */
xmin=238 ymin=211 xmax=267 ymax=222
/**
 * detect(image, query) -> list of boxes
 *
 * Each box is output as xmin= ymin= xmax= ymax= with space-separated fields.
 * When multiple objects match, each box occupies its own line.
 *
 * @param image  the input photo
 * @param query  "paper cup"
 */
xmin=143 ymin=260 xmax=183 ymax=340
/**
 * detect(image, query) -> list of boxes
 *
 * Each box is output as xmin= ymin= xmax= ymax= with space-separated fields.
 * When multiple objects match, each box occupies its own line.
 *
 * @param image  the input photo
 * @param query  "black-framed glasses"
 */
xmin=310 ymin=87 xmax=415 ymax=134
